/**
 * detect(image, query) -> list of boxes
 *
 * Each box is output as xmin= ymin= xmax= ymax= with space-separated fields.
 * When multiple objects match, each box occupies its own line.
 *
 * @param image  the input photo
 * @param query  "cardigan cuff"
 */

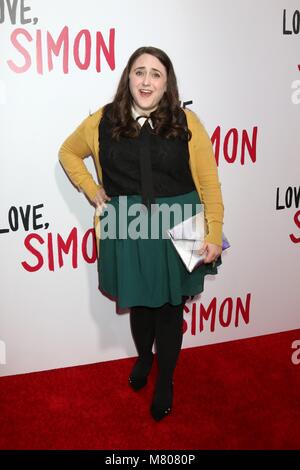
xmin=82 ymin=182 xmax=103 ymax=203
xmin=204 ymin=221 xmax=223 ymax=247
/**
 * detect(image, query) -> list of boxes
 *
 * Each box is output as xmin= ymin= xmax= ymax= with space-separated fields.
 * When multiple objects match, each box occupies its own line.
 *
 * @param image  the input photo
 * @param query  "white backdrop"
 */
xmin=1 ymin=0 xmax=300 ymax=376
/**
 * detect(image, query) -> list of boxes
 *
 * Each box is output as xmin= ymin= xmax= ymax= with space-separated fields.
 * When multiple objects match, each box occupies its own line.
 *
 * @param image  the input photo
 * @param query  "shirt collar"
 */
xmin=131 ymin=105 xmax=154 ymax=129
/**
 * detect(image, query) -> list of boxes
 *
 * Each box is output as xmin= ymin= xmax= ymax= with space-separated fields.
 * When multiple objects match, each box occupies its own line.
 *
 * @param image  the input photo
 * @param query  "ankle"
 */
xmin=150 ymin=379 xmax=174 ymax=421
xmin=153 ymin=376 xmax=173 ymax=404
xmin=140 ymin=351 xmax=154 ymax=362
xmin=131 ymin=352 xmax=154 ymax=378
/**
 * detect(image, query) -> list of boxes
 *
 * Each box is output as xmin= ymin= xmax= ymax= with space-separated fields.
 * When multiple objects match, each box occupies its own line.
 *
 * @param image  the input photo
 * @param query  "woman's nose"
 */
xmin=142 ymin=73 xmax=151 ymax=86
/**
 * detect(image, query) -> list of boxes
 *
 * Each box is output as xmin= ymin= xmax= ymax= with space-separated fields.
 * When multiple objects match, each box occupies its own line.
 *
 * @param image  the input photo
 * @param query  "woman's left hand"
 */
xmin=198 ymin=241 xmax=222 ymax=264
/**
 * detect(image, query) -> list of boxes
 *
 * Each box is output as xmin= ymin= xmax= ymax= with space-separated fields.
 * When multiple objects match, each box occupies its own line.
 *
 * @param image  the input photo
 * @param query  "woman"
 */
xmin=59 ymin=46 xmax=224 ymax=421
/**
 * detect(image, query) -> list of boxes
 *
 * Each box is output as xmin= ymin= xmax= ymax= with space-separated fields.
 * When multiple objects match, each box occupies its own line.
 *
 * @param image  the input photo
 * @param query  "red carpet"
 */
xmin=0 ymin=329 xmax=300 ymax=450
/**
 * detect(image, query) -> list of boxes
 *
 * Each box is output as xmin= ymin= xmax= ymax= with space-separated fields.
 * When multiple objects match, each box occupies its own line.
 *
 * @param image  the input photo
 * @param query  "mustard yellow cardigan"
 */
xmin=58 ymin=107 xmax=224 ymax=250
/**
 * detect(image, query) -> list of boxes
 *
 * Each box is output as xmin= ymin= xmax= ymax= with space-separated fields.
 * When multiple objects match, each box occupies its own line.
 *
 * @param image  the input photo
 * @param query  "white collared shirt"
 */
xmin=131 ymin=105 xmax=154 ymax=129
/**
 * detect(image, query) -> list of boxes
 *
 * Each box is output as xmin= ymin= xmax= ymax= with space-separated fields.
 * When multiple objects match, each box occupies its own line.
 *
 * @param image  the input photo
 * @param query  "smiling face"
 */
xmin=129 ymin=53 xmax=167 ymax=116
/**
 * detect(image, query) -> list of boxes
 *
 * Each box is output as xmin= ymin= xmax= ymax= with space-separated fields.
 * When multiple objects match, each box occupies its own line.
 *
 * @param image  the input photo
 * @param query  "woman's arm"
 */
xmin=185 ymin=109 xmax=224 ymax=247
xmin=58 ymin=110 xmax=103 ymax=203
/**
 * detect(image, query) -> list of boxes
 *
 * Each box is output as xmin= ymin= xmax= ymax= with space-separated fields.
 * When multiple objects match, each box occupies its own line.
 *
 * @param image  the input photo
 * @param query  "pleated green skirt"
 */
xmin=97 ymin=190 xmax=222 ymax=308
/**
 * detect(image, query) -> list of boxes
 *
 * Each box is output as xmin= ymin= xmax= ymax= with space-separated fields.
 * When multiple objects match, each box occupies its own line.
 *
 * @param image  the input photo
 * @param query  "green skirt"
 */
xmin=97 ymin=190 xmax=222 ymax=308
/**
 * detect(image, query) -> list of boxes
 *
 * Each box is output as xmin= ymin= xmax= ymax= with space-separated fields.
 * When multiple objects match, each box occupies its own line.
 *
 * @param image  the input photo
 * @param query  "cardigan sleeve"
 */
xmin=187 ymin=110 xmax=224 ymax=247
xmin=58 ymin=112 xmax=103 ymax=202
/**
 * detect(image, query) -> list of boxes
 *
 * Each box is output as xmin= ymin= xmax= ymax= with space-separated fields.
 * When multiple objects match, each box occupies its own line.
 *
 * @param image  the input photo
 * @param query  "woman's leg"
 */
xmin=151 ymin=295 xmax=188 ymax=420
xmin=129 ymin=305 xmax=156 ymax=389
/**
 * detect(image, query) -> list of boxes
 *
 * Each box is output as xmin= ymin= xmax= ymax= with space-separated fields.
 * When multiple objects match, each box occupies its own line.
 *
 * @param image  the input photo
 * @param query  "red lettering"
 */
xmin=219 ymin=297 xmax=233 ymax=327
xmin=241 ymin=128 xmax=257 ymax=165
xmin=48 ymin=232 xmax=54 ymax=271
xmin=183 ymin=294 xmax=251 ymax=335
xmin=82 ymin=228 xmax=97 ymax=263
xmin=223 ymin=128 xmax=238 ymax=164
xmin=200 ymin=297 xmax=217 ymax=332
xmin=57 ymin=227 xmax=78 ymax=268
xmin=211 ymin=126 xmax=257 ymax=165
xmin=21 ymin=233 xmax=44 ymax=272
xmin=290 ymin=209 xmax=300 ymax=243
xmin=21 ymin=227 xmax=96 ymax=272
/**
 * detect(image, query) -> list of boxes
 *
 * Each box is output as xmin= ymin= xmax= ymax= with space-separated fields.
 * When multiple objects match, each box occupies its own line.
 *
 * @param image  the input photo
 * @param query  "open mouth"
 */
xmin=139 ymin=90 xmax=153 ymax=97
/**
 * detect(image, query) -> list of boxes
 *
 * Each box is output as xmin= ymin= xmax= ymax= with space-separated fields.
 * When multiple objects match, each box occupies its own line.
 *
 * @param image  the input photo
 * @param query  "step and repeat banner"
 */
xmin=1 ymin=0 xmax=299 ymax=376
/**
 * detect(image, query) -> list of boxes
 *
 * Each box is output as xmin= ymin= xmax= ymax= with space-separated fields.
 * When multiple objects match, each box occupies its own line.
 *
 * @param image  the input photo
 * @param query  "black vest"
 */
xmin=98 ymin=106 xmax=196 ymax=209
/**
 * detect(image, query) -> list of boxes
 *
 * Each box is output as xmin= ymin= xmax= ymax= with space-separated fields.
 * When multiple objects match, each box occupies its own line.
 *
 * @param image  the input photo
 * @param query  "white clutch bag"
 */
xmin=166 ymin=206 xmax=230 ymax=272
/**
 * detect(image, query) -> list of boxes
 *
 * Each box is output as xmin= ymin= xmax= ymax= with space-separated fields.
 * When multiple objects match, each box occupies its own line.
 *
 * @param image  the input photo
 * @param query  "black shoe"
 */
xmin=150 ymin=379 xmax=173 ymax=421
xmin=128 ymin=352 xmax=154 ymax=391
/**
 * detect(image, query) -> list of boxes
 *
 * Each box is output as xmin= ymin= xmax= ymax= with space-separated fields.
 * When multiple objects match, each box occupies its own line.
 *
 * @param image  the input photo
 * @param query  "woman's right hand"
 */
xmin=93 ymin=187 xmax=112 ymax=215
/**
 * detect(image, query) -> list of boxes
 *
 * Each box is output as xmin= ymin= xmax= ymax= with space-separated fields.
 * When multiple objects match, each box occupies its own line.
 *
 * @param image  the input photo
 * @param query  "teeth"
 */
xmin=140 ymin=90 xmax=152 ymax=93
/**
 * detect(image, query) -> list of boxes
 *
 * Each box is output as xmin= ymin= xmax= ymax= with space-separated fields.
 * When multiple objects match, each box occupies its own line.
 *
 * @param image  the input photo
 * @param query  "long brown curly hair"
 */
xmin=102 ymin=46 xmax=192 ymax=142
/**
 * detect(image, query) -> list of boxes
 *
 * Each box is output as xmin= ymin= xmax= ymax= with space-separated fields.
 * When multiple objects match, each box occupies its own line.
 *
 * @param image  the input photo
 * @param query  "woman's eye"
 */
xmin=153 ymin=73 xmax=160 ymax=78
xmin=136 ymin=71 xmax=143 ymax=76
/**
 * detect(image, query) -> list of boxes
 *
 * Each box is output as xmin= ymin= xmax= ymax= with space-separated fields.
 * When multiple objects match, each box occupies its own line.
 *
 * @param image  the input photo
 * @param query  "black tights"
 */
xmin=129 ymin=296 xmax=188 ymax=382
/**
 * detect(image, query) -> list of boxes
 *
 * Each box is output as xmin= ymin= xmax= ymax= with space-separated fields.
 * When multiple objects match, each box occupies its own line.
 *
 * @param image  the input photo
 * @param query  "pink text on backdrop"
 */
xmin=7 ymin=26 xmax=115 ymax=74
